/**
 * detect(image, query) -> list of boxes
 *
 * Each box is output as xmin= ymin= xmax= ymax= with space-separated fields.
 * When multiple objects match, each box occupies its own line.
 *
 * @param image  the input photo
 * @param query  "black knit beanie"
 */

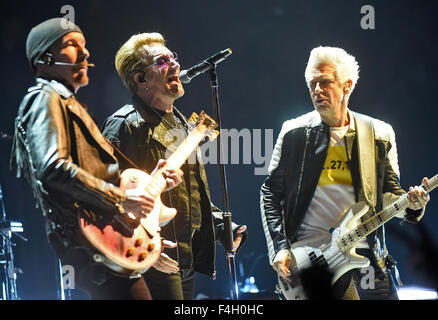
xmin=26 ymin=17 xmax=82 ymax=71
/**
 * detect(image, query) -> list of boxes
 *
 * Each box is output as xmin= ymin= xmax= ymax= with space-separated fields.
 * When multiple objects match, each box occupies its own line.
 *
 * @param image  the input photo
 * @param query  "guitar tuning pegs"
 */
xmin=207 ymin=130 xmax=220 ymax=141
xmin=188 ymin=112 xmax=199 ymax=124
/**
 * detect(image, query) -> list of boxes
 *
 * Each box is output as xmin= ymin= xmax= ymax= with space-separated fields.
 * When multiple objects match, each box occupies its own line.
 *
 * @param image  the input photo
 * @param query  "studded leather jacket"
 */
xmin=11 ymin=78 xmax=126 ymax=256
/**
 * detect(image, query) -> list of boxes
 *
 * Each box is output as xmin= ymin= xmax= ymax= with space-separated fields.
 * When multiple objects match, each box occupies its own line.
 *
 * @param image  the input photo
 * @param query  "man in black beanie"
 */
xmin=10 ymin=17 xmax=183 ymax=299
xmin=26 ymin=17 xmax=88 ymax=92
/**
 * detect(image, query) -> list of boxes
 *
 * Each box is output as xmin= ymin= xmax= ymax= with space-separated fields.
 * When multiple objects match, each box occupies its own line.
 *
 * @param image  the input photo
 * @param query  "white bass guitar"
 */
xmin=278 ymin=174 xmax=437 ymax=300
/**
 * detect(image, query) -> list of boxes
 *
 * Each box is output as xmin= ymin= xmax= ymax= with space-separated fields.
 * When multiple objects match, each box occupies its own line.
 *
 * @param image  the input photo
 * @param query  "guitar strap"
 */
xmin=103 ymin=136 xmax=142 ymax=170
xmin=353 ymin=112 xmax=377 ymax=209
xmin=354 ymin=113 xmax=404 ymax=287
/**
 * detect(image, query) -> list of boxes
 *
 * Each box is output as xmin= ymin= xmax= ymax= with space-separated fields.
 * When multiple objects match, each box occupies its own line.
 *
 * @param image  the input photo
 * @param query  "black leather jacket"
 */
xmin=260 ymin=110 xmax=422 ymax=270
xmin=11 ymin=78 xmax=126 ymax=256
xmin=101 ymin=96 xmax=246 ymax=278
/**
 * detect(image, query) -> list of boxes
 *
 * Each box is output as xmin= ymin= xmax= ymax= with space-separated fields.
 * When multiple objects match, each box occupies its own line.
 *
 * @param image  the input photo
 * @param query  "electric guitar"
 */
xmin=278 ymin=173 xmax=437 ymax=300
xmin=79 ymin=111 xmax=219 ymax=276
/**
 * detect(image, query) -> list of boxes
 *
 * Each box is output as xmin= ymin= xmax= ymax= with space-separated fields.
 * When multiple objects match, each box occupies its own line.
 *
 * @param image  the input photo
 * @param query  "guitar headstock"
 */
xmin=189 ymin=111 xmax=220 ymax=141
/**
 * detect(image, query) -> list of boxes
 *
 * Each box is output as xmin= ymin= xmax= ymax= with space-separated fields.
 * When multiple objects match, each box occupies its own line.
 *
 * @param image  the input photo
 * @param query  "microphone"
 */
xmin=179 ymin=48 xmax=232 ymax=84
xmin=36 ymin=53 xmax=95 ymax=68
xmin=36 ymin=60 xmax=96 ymax=68
xmin=41 ymin=61 xmax=96 ymax=68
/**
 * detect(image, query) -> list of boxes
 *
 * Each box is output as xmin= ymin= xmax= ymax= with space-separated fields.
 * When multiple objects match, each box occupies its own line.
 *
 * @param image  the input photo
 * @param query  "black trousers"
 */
xmin=143 ymin=265 xmax=196 ymax=300
xmin=60 ymin=246 xmax=152 ymax=300
xmin=333 ymin=249 xmax=398 ymax=300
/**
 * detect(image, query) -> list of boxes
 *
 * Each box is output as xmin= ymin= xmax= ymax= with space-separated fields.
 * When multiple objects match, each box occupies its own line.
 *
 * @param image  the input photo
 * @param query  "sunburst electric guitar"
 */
xmin=278 ymin=174 xmax=437 ymax=300
xmin=79 ymin=111 xmax=219 ymax=276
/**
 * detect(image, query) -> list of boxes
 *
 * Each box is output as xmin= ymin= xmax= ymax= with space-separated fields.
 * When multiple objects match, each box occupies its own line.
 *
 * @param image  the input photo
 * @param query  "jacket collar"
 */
xmin=313 ymin=108 xmax=355 ymax=132
xmin=131 ymin=95 xmax=186 ymax=152
xmin=34 ymin=78 xmax=75 ymax=99
xmin=132 ymin=94 xmax=162 ymax=126
xmin=311 ymin=108 xmax=357 ymax=161
xmin=37 ymin=77 xmax=115 ymax=160
xmin=346 ymin=109 xmax=356 ymax=132
xmin=131 ymin=95 xmax=189 ymax=127
xmin=67 ymin=99 xmax=115 ymax=158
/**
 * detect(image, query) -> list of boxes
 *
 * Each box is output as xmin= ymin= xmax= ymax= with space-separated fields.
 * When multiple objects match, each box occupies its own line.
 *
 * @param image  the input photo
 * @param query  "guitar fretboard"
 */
xmin=144 ymin=124 xmax=214 ymax=199
xmin=337 ymin=174 xmax=438 ymax=252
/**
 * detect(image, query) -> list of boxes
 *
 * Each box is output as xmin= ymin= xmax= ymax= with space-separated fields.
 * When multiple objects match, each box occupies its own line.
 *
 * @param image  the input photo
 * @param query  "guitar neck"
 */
xmin=166 ymin=129 xmax=205 ymax=169
xmin=144 ymin=126 xmax=208 ymax=198
xmin=337 ymin=174 xmax=438 ymax=252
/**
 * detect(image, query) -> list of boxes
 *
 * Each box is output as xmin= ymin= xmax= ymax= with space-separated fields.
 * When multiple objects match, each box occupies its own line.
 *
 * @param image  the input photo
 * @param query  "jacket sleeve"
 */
xmin=380 ymin=123 xmax=424 ymax=223
xmin=260 ymin=122 xmax=292 ymax=264
xmin=101 ymin=114 xmax=129 ymax=150
xmin=101 ymin=111 xmax=152 ymax=172
xmin=101 ymin=114 xmax=133 ymax=170
xmin=210 ymin=204 xmax=247 ymax=252
xmin=16 ymin=89 xmax=126 ymax=218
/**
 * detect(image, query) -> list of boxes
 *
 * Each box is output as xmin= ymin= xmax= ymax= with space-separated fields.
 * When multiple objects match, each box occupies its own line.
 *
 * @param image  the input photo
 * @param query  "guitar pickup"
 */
xmin=113 ymin=214 xmax=136 ymax=237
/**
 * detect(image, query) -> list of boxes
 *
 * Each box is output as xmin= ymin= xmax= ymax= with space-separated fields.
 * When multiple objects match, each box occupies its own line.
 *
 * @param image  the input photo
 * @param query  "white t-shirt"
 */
xmin=296 ymin=121 xmax=369 ymax=249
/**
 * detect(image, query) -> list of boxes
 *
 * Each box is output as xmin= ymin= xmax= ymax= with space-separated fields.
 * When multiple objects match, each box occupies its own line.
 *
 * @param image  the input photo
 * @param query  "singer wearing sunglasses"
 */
xmin=101 ymin=32 xmax=247 ymax=300
xmin=11 ymin=18 xmax=184 ymax=300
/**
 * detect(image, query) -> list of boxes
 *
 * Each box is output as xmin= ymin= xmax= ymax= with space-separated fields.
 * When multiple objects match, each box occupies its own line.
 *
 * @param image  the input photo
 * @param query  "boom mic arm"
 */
xmin=179 ymin=48 xmax=232 ymax=84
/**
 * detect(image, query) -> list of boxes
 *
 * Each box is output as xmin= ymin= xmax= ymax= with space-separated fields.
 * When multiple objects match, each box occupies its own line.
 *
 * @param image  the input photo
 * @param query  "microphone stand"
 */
xmin=207 ymin=64 xmax=239 ymax=300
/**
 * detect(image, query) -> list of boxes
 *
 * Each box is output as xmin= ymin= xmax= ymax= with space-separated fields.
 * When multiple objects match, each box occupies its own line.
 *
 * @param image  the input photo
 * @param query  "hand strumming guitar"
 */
xmin=122 ymin=159 xmax=183 ymax=219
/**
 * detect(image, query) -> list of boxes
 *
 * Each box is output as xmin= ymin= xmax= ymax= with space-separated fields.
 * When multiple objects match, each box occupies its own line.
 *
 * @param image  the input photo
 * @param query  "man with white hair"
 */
xmin=260 ymin=46 xmax=430 ymax=299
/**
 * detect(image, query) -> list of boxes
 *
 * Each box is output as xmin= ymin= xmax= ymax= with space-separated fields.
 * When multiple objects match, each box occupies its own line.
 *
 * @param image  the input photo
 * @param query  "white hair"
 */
xmin=304 ymin=46 xmax=360 ymax=92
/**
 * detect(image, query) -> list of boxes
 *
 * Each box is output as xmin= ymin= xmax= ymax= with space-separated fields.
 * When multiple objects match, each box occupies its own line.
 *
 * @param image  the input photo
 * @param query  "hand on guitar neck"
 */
xmin=406 ymin=177 xmax=430 ymax=211
xmin=152 ymin=159 xmax=184 ymax=193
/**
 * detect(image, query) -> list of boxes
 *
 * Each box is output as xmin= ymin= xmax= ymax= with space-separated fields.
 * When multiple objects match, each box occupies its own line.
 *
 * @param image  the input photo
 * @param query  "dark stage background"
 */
xmin=0 ymin=0 xmax=437 ymax=299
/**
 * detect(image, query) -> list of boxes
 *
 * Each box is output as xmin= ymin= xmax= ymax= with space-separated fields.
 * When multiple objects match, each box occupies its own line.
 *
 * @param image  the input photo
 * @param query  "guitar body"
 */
xmin=278 ymin=201 xmax=371 ymax=300
xmin=79 ymin=168 xmax=177 ymax=276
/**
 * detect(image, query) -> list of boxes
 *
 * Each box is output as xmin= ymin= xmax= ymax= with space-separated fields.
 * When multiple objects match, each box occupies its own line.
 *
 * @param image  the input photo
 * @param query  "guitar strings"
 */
xmin=307 ymin=194 xmax=412 ymax=269
xmin=289 ymin=175 xmax=438 ymax=293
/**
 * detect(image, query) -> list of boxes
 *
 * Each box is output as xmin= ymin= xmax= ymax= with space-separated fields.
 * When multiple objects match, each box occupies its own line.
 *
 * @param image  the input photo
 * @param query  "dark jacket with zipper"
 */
xmin=101 ymin=96 xmax=246 ymax=278
xmin=260 ymin=110 xmax=423 ymax=271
